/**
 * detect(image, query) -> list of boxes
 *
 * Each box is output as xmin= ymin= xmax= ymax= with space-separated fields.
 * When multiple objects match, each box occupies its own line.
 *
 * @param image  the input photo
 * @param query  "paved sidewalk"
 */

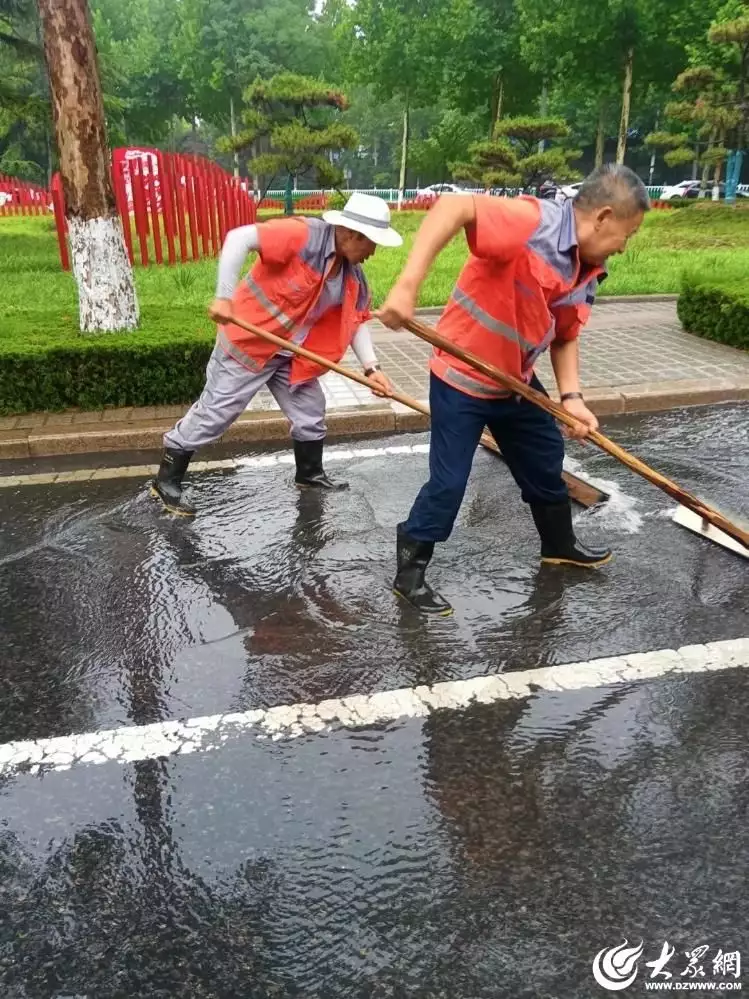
xmin=1 ymin=299 xmax=748 ymax=459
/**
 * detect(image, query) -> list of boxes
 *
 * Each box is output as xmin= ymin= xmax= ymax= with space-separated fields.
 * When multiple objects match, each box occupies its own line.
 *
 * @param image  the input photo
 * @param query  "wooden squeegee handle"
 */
xmin=402 ymin=316 xmax=749 ymax=550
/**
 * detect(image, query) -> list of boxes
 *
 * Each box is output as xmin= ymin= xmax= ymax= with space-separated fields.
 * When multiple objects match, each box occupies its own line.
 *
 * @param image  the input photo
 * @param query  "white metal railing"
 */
xmin=259 ymin=183 xmax=749 ymax=203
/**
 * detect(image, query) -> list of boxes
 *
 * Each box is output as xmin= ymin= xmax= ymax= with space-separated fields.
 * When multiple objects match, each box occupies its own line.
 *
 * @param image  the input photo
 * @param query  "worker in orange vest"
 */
xmin=379 ymin=164 xmax=648 ymax=615
xmin=152 ymin=194 xmax=402 ymax=517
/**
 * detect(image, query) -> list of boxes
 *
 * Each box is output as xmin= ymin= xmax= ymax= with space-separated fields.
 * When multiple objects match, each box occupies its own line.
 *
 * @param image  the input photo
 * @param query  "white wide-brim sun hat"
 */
xmin=323 ymin=192 xmax=403 ymax=247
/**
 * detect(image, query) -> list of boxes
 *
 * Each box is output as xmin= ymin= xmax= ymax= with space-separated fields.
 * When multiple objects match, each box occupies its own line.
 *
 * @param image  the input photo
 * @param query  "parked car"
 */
xmin=556 ymin=181 xmax=582 ymax=202
xmin=660 ymin=180 xmax=749 ymax=201
xmin=659 ymin=180 xmax=700 ymax=200
xmin=416 ymin=183 xmax=472 ymax=196
xmin=414 ymin=182 xmax=473 ymax=207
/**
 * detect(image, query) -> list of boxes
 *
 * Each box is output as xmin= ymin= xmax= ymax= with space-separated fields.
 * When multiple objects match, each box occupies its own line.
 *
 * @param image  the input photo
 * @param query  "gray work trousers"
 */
xmin=164 ymin=343 xmax=326 ymax=453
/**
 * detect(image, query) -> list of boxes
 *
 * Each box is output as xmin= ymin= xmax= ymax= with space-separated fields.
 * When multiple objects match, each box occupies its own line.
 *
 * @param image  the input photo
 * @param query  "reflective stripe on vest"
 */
xmin=451 ymin=286 xmax=535 ymax=352
xmin=245 ymin=273 xmax=297 ymax=333
xmin=522 ymin=324 xmax=556 ymax=372
xmin=217 ymin=327 xmax=263 ymax=371
xmin=437 ymin=361 xmax=512 ymax=399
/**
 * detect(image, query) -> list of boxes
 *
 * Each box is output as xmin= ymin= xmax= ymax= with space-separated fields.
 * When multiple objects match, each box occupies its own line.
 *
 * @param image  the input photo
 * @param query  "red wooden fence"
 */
xmin=51 ymin=147 xmax=257 ymax=271
xmin=0 ymin=174 xmax=52 ymax=216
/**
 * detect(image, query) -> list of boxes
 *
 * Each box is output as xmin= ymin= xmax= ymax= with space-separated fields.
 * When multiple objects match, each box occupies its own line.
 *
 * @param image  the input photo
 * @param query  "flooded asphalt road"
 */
xmin=1 ymin=403 xmax=748 ymax=998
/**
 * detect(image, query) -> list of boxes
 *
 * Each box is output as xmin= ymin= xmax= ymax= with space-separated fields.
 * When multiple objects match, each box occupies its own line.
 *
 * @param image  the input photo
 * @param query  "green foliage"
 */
xmin=226 ymin=72 xmax=357 ymax=197
xmin=244 ymin=73 xmax=349 ymax=110
xmin=0 ymin=328 xmax=215 ymax=413
xmin=645 ymin=130 xmax=691 ymax=149
xmin=701 ymin=144 xmax=729 ymax=166
xmin=492 ymin=116 xmax=569 ymax=144
xmin=678 ymin=278 xmax=749 ymax=350
xmin=708 ymin=16 xmax=749 ymax=46
xmin=674 ymin=66 xmax=719 ymax=91
xmin=409 ymin=107 xmax=484 ymax=181
xmin=664 ymin=146 xmax=696 ymax=167
xmin=458 ymin=117 xmax=579 ymax=188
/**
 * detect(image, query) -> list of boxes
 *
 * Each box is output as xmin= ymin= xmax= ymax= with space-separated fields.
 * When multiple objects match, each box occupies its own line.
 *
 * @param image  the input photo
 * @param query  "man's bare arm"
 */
xmin=377 ymin=196 xmax=476 ymax=329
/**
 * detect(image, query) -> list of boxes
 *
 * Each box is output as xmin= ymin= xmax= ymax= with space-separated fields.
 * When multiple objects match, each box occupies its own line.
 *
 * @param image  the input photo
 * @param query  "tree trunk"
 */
xmin=38 ymin=0 xmax=138 ymax=333
xmin=229 ymin=94 xmax=240 ymax=178
xmin=700 ymin=131 xmax=716 ymax=197
xmin=692 ymin=145 xmax=699 ymax=181
xmin=648 ymin=112 xmax=659 ymax=185
xmin=595 ymin=103 xmax=605 ymax=168
xmin=712 ymin=140 xmax=724 ymax=201
xmin=538 ymin=81 xmax=549 ymax=153
xmin=45 ymin=124 xmax=53 ymax=188
xmin=397 ymin=97 xmax=409 ymax=210
xmin=616 ymin=48 xmax=634 ymax=165
xmin=489 ymin=73 xmax=503 ymax=137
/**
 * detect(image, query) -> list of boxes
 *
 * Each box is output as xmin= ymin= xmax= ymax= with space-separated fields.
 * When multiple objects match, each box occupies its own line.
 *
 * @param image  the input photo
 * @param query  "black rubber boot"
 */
xmin=150 ymin=448 xmax=196 ymax=518
xmin=294 ymin=439 xmax=348 ymax=491
xmin=530 ymin=501 xmax=612 ymax=568
xmin=393 ymin=529 xmax=453 ymax=615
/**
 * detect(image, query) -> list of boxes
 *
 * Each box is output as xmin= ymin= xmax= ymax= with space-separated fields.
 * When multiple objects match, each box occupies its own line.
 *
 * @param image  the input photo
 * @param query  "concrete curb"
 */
xmin=1 ymin=377 xmax=746 ymax=461
xmin=594 ymin=294 xmax=679 ymax=305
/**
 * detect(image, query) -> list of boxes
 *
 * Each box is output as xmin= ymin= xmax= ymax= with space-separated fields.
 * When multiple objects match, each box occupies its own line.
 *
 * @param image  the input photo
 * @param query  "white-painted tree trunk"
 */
xmin=69 ymin=216 xmax=139 ymax=332
xmin=39 ymin=0 xmax=139 ymax=334
xmin=538 ymin=81 xmax=548 ymax=153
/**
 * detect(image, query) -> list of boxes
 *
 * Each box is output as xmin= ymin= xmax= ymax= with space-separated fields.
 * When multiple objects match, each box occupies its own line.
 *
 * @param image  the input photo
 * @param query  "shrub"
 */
xmin=0 ymin=316 xmax=215 ymax=414
xmin=678 ymin=278 xmax=749 ymax=350
xmin=326 ymin=191 xmax=346 ymax=211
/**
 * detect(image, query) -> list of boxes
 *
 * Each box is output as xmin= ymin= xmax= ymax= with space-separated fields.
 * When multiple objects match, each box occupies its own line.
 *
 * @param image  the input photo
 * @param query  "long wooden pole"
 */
xmin=222 ymin=313 xmax=607 ymax=508
xmin=402 ymin=316 xmax=749 ymax=550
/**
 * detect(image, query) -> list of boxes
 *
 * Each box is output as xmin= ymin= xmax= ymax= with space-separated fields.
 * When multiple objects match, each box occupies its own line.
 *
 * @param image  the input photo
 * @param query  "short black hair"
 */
xmin=574 ymin=164 xmax=650 ymax=216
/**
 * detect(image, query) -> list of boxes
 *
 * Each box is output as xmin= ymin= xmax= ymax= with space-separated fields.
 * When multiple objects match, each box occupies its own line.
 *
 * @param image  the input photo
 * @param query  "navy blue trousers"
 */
xmin=401 ymin=373 xmax=568 ymax=543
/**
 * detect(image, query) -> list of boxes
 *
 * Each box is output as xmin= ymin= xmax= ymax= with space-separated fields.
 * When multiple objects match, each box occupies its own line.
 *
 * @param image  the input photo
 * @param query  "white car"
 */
xmin=659 ymin=180 xmax=699 ymax=200
xmin=556 ymin=181 xmax=582 ymax=202
xmin=416 ymin=183 xmax=471 ymax=196
xmin=660 ymin=180 xmax=749 ymax=200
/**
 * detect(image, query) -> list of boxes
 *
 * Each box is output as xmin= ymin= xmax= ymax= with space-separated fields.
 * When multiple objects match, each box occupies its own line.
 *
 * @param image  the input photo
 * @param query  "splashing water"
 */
xmin=564 ymin=455 xmax=644 ymax=534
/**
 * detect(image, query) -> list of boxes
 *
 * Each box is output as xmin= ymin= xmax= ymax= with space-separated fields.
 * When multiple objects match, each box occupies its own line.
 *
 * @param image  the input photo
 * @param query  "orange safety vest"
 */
xmin=219 ymin=217 xmax=371 ymax=383
xmin=432 ymin=196 xmax=606 ymax=399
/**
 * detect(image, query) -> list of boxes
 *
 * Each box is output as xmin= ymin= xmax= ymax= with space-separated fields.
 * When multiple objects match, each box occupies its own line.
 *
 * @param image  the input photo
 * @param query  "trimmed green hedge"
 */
xmin=0 ymin=311 xmax=215 ymax=414
xmin=678 ymin=280 xmax=749 ymax=351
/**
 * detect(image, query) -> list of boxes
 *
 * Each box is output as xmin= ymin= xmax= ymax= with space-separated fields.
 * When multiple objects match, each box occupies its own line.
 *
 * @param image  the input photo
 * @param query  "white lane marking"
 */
xmin=0 ymin=443 xmax=432 ymax=489
xmin=1 ymin=638 xmax=747 ymax=777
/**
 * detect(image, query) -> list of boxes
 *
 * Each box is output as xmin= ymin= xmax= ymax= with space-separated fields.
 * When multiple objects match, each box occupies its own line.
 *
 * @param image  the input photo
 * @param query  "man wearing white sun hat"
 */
xmin=152 ymin=193 xmax=402 ymax=517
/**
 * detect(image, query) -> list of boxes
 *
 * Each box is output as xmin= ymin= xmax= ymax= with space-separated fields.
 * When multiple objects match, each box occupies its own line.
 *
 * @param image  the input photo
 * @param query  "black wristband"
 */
xmin=364 ymin=364 xmax=381 ymax=376
xmin=561 ymin=391 xmax=584 ymax=402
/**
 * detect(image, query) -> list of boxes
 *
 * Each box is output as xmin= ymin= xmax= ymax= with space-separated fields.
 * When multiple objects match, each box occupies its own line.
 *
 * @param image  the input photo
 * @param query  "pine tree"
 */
xmin=221 ymin=72 xmax=358 ymax=212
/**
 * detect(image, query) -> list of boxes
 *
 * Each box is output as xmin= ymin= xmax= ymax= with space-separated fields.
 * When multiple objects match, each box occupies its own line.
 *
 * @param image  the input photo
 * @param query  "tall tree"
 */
xmin=37 ymin=0 xmax=138 ymax=331
xmin=90 ymin=0 xmax=187 ymax=146
xmin=518 ymin=0 xmax=725 ymax=166
xmin=409 ymin=106 xmax=484 ymax=183
xmin=340 ymin=0 xmax=448 ymax=204
xmin=440 ymin=0 xmax=535 ymax=135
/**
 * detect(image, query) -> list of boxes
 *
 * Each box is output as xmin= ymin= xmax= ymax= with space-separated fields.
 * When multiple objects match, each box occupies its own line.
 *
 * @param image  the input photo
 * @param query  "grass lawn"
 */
xmin=1 ymin=204 xmax=748 ymax=412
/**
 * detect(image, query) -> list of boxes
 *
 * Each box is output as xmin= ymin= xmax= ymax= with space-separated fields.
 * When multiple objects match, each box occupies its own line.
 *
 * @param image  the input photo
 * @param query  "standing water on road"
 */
xmin=0 ymin=403 xmax=747 ymax=998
